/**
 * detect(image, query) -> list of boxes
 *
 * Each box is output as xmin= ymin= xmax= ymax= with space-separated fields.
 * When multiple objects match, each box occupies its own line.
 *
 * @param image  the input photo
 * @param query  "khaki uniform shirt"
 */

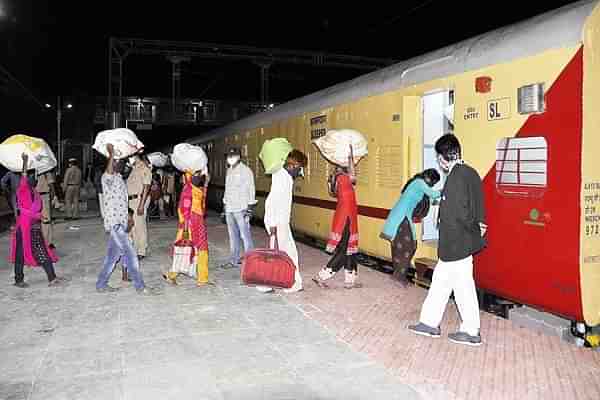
xmin=166 ymin=173 xmax=176 ymax=194
xmin=36 ymin=172 xmax=55 ymax=194
xmin=127 ymin=161 xmax=152 ymax=197
xmin=63 ymin=166 xmax=82 ymax=186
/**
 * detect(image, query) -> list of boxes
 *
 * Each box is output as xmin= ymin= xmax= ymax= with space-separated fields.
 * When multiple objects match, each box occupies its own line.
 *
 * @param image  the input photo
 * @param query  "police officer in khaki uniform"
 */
xmin=36 ymin=170 xmax=57 ymax=247
xmin=127 ymin=154 xmax=152 ymax=259
xmin=62 ymin=158 xmax=82 ymax=220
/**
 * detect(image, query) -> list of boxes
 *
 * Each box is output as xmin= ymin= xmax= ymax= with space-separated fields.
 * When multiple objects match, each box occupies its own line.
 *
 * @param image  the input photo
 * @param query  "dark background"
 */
xmin=0 ymin=0 xmax=581 ymax=149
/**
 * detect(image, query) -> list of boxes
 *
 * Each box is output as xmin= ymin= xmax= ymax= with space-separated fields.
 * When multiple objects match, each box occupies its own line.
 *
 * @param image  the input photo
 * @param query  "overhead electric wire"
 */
xmin=367 ymin=0 xmax=437 ymax=33
xmin=0 ymin=63 xmax=46 ymax=109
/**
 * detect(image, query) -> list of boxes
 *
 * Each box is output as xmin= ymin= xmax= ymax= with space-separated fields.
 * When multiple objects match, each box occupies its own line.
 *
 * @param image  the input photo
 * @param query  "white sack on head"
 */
xmin=0 ymin=134 xmax=57 ymax=174
xmin=312 ymin=129 xmax=368 ymax=167
xmin=93 ymin=128 xmax=144 ymax=159
xmin=170 ymin=143 xmax=208 ymax=173
xmin=147 ymin=152 xmax=169 ymax=168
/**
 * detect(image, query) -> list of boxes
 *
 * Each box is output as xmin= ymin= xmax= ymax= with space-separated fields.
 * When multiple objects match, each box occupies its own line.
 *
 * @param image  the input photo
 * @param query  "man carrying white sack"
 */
xmin=256 ymin=149 xmax=307 ymax=294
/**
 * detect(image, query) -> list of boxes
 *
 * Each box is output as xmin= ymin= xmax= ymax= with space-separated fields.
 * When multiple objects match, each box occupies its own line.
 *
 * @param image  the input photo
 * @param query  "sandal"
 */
xmin=48 ymin=277 xmax=69 ymax=287
xmin=344 ymin=282 xmax=363 ymax=289
xmin=162 ymin=274 xmax=178 ymax=286
xmin=312 ymin=277 xmax=329 ymax=289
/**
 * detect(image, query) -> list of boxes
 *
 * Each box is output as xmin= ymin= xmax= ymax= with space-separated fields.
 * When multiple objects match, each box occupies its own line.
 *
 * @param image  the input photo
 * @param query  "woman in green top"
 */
xmin=381 ymin=169 xmax=441 ymax=287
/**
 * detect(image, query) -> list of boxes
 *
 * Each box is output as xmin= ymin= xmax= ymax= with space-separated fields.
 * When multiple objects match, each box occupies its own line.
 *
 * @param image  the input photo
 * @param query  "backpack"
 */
xmin=412 ymin=195 xmax=431 ymax=223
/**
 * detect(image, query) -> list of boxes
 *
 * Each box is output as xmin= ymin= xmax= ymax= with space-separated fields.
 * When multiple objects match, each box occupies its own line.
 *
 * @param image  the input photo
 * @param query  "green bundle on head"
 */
xmin=259 ymin=138 xmax=293 ymax=174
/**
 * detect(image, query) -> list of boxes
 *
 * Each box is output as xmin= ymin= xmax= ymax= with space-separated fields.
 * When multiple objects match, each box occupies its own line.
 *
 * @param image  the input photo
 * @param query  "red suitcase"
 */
xmin=241 ymin=236 xmax=295 ymax=289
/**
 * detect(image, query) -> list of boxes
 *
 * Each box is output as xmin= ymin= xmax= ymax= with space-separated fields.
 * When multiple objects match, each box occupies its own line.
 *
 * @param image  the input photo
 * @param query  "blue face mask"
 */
xmin=286 ymin=166 xmax=304 ymax=179
xmin=191 ymin=175 xmax=204 ymax=187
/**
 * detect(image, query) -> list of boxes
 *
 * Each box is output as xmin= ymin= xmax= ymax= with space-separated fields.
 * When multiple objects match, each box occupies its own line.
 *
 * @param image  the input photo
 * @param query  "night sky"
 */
xmin=0 ymin=0 xmax=582 ymax=145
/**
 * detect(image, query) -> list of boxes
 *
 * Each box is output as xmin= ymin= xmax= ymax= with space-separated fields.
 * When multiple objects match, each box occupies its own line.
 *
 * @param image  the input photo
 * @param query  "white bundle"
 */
xmin=147 ymin=152 xmax=169 ymax=168
xmin=93 ymin=128 xmax=144 ymax=159
xmin=170 ymin=143 xmax=208 ymax=173
xmin=312 ymin=129 xmax=368 ymax=167
xmin=0 ymin=134 xmax=57 ymax=174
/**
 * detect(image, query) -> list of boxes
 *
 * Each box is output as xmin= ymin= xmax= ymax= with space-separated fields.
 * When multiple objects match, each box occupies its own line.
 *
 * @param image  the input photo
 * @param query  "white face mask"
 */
xmin=227 ymin=156 xmax=240 ymax=166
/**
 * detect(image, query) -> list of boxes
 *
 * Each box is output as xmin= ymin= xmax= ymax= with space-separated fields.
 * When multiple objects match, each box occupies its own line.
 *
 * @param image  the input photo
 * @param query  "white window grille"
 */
xmin=496 ymin=136 xmax=547 ymax=197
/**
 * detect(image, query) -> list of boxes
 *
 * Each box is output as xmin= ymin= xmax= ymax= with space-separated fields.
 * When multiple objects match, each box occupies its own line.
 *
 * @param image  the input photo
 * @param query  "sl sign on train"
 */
xmin=488 ymin=98 xmax=511 ymax=121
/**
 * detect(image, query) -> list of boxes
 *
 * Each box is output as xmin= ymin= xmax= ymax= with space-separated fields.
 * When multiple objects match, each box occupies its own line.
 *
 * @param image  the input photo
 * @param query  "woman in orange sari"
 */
xmin=164 ymin=170 xmax=210 ymax=286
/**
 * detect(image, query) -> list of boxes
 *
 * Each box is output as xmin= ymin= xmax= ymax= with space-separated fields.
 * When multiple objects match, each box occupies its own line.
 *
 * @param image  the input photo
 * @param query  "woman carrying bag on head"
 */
xmin=164 ymin=169 xmax=210 ymax=287
xmin=380 ymin=169 xmax=441 ymax=287
xmin=313 ymin=145 xmax=362 ymax=289
xmin=9 ymin=153 xmax=68 ymax=288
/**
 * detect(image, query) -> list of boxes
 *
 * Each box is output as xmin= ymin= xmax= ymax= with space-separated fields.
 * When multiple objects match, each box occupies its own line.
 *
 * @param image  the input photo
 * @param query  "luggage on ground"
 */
xmin=241 ymin=236 xmax=295 ymax=289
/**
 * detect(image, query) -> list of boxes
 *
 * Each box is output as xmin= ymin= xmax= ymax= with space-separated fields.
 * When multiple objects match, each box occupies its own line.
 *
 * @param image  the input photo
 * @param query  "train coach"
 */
xmin=189 ymin=1 xmax=600 ymax=329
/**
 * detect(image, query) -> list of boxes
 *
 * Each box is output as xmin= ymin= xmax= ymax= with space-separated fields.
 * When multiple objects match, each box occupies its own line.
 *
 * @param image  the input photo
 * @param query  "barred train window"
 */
xmin=496 ymin=137 xmax=547 ymax=197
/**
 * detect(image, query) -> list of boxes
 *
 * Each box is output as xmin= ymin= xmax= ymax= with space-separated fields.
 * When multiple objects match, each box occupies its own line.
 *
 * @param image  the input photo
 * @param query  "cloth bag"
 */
xmin=93 ymin=128 xmax=144 ymax=159
xmin=169 ymin=238 xmax=197 ymax=278
xmin=312 ymin=129 xmax=368 ymax=167
xmin=171 ymin=143 xmax=208 ymax=173
xmin=258 ymin=138 xmax=293 ymax=174
xmin=147 ymin=152 xmax=169 ymax=168
xmin=0 ymin=135 xmax=57 ymax=174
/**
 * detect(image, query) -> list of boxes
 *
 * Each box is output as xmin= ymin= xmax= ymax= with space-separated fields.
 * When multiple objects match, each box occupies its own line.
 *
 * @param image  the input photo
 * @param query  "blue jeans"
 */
xmin=225 ymin=211 xmax=254 ymax=264
xmin=96 ymin=225 xmax=145 ymax=290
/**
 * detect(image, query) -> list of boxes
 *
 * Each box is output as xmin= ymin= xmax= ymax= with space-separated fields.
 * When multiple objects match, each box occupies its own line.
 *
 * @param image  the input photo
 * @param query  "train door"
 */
xmin=421 ymin=90 xmax=454 ymax=241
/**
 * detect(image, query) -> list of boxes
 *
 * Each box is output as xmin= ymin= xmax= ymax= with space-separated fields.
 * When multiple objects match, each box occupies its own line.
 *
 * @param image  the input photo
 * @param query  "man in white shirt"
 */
xmin=221 ymin=147 xmax=257 ymax=269
xmin=257 ymin=149 xmax=307 ymax=294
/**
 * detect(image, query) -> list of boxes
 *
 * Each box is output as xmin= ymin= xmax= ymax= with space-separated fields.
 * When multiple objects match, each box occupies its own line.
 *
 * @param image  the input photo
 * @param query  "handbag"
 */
xmin=169 ymin=225 xmax=197 ymax=278
xmin=241 ymin=234 xmax=296 ymax=289
xmin=412 ymin=195 xmax=431 ymax=223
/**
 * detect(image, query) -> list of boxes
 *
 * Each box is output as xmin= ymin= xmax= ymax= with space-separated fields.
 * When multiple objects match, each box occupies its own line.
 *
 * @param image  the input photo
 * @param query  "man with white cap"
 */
xmin=62 ymin=158 xmax=82 ymax=220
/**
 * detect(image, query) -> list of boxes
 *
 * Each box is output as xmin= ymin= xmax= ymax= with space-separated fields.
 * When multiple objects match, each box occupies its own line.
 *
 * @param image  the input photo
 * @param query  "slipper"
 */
xmin=312 ymin=277 xmax=329 ymax=289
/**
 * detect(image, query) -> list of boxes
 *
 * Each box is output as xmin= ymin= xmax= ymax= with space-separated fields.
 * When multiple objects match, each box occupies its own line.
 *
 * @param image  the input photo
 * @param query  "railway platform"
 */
xmin=0 ymin=214 xmax=598 ymax=400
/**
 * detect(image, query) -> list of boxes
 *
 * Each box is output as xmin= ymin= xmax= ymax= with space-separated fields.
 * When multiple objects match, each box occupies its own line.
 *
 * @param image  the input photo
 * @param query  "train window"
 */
xmin=496 ymin=136 xmax=547 ymax=197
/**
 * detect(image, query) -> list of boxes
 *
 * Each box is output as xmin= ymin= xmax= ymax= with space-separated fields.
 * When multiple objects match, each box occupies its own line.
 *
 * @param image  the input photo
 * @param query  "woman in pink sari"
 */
xmin=9 ymin=154 xmax=67 ymax=288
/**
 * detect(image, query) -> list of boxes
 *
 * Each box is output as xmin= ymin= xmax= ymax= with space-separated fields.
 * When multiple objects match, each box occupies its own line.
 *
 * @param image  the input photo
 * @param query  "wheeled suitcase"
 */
xmin=241 ymin=236 xmax=295 ymax=289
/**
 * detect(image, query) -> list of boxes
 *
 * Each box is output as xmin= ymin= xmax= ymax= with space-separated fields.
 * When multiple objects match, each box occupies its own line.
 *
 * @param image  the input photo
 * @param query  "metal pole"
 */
xmin=57 ymin=95 xmax=62 ymax=176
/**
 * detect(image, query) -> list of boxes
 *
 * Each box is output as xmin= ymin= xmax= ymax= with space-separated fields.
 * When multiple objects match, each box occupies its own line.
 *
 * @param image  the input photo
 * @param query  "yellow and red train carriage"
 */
xmin=190 ymin=1 xmax=600 ymax=328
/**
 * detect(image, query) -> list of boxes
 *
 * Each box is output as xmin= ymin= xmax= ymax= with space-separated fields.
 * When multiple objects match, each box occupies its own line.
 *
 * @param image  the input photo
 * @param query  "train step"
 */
xmin=413 ymin=257 xmax=437 ymax=287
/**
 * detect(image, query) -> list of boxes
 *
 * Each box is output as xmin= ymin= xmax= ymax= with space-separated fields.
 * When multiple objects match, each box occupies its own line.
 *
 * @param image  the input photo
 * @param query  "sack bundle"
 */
xmin=171 ymin=143 xmax=208 ymax=173
xmin=312 ymin=129 xmax=368 ymax=167
xmin=93 ymin=128 xmax=144 ymax=159
xmin=0 ymin=134 xmax=57 ymax=173
xmin=259 ymin=138 xmax=293 ymax=174
xmin=147 ymin=152 xmax=169 ymax=168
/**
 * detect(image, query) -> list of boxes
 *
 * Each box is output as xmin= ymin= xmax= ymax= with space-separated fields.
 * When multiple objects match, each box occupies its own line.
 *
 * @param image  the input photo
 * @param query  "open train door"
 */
xmin=421 ymin=90 xmax=454 ymax=241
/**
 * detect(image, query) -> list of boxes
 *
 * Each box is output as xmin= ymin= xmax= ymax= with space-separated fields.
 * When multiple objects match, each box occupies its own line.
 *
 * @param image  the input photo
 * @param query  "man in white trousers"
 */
xmin=409 ymin=134 xmax=487 ymax=346
xmin=256 ymin=149 xmax=307 ymax=294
